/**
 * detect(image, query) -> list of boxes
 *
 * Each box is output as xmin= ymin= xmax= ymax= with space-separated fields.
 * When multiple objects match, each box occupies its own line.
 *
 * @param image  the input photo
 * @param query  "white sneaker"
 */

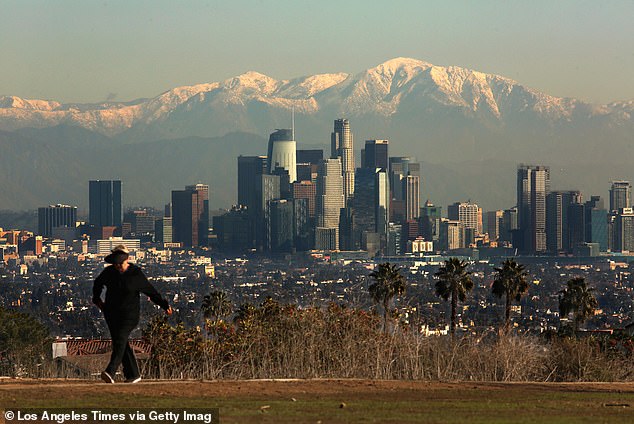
xmin=101 ymin=371 xmax=115 ymax=383
xmin=125 ymin=376 xmax=141 ymax=384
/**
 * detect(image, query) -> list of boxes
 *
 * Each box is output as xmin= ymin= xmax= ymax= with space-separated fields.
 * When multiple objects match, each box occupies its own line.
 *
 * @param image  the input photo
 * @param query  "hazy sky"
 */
xmin=2 ymin=0 xmax=633 ymax=104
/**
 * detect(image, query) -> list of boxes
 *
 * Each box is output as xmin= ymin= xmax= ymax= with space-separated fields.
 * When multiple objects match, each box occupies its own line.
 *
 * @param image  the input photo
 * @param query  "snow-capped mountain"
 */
xmin=1 ymin=57 xmax=630 ymax=138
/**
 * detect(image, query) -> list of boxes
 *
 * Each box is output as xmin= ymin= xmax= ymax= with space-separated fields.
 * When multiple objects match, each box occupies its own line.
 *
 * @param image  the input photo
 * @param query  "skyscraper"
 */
xmin=267 ymin=129 xmax=297 ymax=182
xmin=331 ymin=119 xmax=354 ymax=204
xmin=89 ymin=180 xmax=122 ymax=228
xmin=238 ymin=155 xmax=267 ymax=212
xmin=363 ymin=139 xmax=389 ymax=170
xmin=171 ymin=184 xmax=209 ymax=247
xmin=610 ymin=181 xmax=631 ymax=212
xmin=389 ymin=157 xmax=421 ymax=223
xmin=352 ymin=167 xmax=389 ymax=250
xmin=584 ymin=196 xmax=608 ymax=252
xmin=38 ymin=204 xmax=77 ymax=238
xmin=485 ymin=210 xmax=504 ymax=241
xmin=546 ymin=190 xmax=582 ymax=253
xmin=316 ymin=158 xmax=344 ymax=249
xmin=517 ymin=165 xmax=550 ymax=253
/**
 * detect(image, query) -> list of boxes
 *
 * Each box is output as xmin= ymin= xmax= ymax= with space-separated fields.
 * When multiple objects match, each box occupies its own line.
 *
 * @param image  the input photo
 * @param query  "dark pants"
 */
xmin=105 ymin=317 xmax=139 ymax=380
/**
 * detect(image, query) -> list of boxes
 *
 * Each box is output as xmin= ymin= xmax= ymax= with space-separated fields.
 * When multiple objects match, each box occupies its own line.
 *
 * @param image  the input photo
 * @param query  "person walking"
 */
xmin=92 ymin=244 xmax=172 ymax=383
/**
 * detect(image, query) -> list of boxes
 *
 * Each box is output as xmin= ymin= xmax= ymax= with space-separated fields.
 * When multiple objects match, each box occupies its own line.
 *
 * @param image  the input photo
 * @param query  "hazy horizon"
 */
xmin=2 ymin=1 xmax=633 ymax=105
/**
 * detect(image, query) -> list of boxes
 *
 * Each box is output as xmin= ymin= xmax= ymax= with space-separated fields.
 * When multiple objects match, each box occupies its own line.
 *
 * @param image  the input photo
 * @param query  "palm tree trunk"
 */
xmin=383 ymin=298 xmax=389 ymax=334
xmin=451 ymin=287 xmax=457 ymax=338
xmin=505 ymin=291 xmax=512 ymax=332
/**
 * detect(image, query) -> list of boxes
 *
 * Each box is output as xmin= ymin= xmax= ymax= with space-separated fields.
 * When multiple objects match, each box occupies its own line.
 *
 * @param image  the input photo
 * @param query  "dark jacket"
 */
xmin=92 ymin=264 xmax=169 ymax=324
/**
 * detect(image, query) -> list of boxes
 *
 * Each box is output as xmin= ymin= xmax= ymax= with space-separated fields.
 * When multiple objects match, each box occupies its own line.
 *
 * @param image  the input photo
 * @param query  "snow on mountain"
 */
xmin=0 ymin=58 xmax=631 ymax=136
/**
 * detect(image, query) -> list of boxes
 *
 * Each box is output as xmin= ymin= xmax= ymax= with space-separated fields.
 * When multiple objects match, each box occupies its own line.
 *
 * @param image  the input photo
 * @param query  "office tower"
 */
xmin=614 ymin=208 xmax=634 ymax=252
xmin=269 ymin=200 xmax=295 ymax=253
xmin=212 ymin=206 xmax=253 ymax=251
xmin=386 ymin=223 xmax=403 ymax=256
xmin=500 ymin=208 xmax=518 ymax=244
xmin=546 ymin=190 xmax=582 ymax=254
xmin=293 ymin=198 xmax=312 ymax=251
xmin=267 ymin=129 xmax=296 ymax=182
xmin=389 ymin=157 xmax=421 ymax=223
xmin=255 ymin=174 xmax=281 ymax=251
xmin=448 ymin=202 xmax=481 ymax=234
xmin=485 ymin=210 xmax=504 ymax=241
xmin=155 ymin=217 xmax=173 ymax=244
xmin=363 ymin=140 xmax=389 ymax=170
xmin=405 ymin=175 xmax=420 ymax=222
xmin=292 ymin=181 xmax=316 ymax=218
xmin=331 ymin=119 xmax=355 ymax=204
xmin=316 ymin=158 xmax=344 ymax=249
xmin=440 ymin=220 xmax=464 ymax=251
xmin=517 ymin=165 xmax=550 ymax=253
xmin=38 ymin=204 xmax=77 ymax=238
xmin=584 ymin=196 xmax=608 ymax=252
xmin=296 ymin=149 xmax=323 ymax=165
xmin=420 ymin=201 xmax=442 ymax=242
xmin=352 ymin=167 xmax=390 ymax=250
xmin=171 ymin=184 xmax=209 ymax=247
xmin=238 ymin=156 xmax=267 ymax=211
xmin=610 ymin=181 xmax=631 ymax=212
xmin=89 ymin=180 xmax=122 ymax=228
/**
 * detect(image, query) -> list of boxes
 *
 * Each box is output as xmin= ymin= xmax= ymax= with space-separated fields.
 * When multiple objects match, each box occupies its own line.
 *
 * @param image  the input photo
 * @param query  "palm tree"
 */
xmin=369 ymin=262 xmax=407 ymax=333
xmin=201 ymin=290 xmax=232 ymax=328
xmin=491 ymin=258 xmax=529 ymax=332
xmin=559 ymin=277 xmax=598 ymax=334
xmin=434 ymin=257 xmax=474 ymax=337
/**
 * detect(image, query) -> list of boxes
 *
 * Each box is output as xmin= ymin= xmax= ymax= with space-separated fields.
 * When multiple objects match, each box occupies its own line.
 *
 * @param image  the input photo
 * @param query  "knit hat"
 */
xmin=104 ymin=244 xmax=130 ymax=264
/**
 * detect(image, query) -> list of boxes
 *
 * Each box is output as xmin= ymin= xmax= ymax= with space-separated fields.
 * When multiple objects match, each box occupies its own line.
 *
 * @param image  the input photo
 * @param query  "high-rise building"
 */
xmin=269 ymin=200 xmax=295 ymax=253
xmin=353 ymin=167 xmax=389 ymax=250
xmin=546 ymin=190 xmax=582 ymax=254
xmin=485 ymin=210 xmax=504 ymax=241
xmin=389 ymin=157 xmax=421 ymax=223
xmin=331 ymin=119 xmax=354 ymax=204
xmin=420 ymin=201 xmax=442 ymax=242
xmin=584 ymin=196 xmax=608 ymax=252
xmin=517 ymin=165 xmax=550 ymax=253
xmin=296 ymin=149 xmax=323 ymax=165
xmin=440 ymin=220 xmax=464 ymax=251
xmin=614 ymin=208 xmax=634 ymax=252
xmin=256 ymin=174 xmax=281 ymax=251
xmin=316 ymin=158 xmax=344 ymax=249
xmin=500 ymin=208 xmax=518 ymax=244
xmin=155 ymin=217 xmax=173 ymax=244
xmin=610 ymin=181 xmax=631 ymax=212
xmin=89 ymin=180 xmax=122 ymax=228
xmin=212 ymin=206 xmax=252 ymax=251
xmin=448 ymin=202 xmax=481 ymax=234
xmin=292 ymin=181 xmax=317 ymax=218
xmin=171 ymin=184 xmax=209 ymax=247
xmin=363 ymin=139 xmax=389 ymax=170
xmin=238 ymin=156 xmax=267 ymax=212
xmin=38 ymin=204 xmax=77 ymax=238
xmin=267 ymin=129 xmax=297 ymax=182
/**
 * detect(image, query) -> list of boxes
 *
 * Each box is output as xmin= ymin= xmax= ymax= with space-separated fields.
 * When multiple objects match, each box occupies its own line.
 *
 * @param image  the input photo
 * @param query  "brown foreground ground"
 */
xmin=2 ymin=379 xmax=634 ymax=423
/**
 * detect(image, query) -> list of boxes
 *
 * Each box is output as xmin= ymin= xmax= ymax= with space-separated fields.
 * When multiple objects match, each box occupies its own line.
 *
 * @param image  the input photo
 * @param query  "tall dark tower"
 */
xmin=89 ymin=180 xmax=122 ymax=228
xmin=171 ymin=184 xmax=209 ymax=247
xmin=363 ymin=139 xmax=389 ymax=171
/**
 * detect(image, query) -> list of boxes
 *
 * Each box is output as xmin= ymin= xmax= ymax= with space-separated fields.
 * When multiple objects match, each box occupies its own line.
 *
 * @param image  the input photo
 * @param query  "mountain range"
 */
xmin=1 ymin=57 xmax=633 ymax=213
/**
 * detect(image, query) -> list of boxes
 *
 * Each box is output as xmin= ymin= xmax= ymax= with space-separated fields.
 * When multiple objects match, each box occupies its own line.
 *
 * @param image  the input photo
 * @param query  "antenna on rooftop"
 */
xmin=291 ymin=106 xmax=295 ymax=140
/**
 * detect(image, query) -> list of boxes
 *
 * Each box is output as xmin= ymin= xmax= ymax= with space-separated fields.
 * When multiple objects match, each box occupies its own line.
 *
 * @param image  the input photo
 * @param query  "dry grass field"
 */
xmin=2 ymin=379 xmax=634 ymax=423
